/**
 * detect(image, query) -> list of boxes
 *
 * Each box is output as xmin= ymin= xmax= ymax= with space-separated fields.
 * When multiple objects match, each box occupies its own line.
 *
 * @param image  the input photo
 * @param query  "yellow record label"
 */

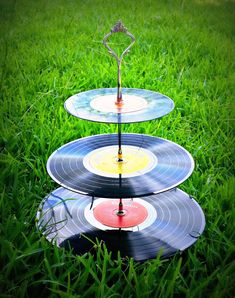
xmin=83 ymin=145 xmax=157 ymax=178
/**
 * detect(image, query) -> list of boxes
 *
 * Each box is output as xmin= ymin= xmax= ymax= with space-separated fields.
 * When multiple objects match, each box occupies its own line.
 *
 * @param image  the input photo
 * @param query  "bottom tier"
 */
xmin=36 ymin=187 xmax=205 ymax=261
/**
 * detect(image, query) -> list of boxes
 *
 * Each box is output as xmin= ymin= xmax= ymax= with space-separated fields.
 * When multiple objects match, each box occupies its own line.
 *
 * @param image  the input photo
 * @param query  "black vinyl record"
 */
xmin=36 ymin=187 xmax=205 ymax=261
xmin=64 ymin=88 xmax=174 ymax=123
xmin=47 ymin=134 xmax=194 ymax=198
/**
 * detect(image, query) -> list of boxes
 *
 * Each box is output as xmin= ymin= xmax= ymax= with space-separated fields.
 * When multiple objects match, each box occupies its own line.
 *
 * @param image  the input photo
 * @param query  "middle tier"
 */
xmin=47 ymin=133 xmax=194 ymax=198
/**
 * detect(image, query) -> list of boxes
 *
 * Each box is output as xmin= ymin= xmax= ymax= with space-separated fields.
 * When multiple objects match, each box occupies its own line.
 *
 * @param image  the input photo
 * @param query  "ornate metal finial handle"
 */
xmin=103 ymin=21 xmax=135 ymax=105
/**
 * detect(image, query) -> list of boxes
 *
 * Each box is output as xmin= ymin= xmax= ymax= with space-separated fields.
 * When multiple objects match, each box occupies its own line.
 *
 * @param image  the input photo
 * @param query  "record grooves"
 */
xmin=47 ymin=134 xmax=194 ymax=198
xmin=37 ymin=187 xmax=205 ymax=261
xmin=36 ymin=21 xmax=205 ymax=261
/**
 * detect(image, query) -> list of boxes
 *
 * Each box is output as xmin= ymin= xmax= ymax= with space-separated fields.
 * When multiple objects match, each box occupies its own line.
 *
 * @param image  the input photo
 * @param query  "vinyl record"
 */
xmin=36 ymin=187 xmax=205 ymax=261
xmin=47 ymin=134 xmax=194 ymax=198
xmin=64 ymin=88 xmax=174 ymax=123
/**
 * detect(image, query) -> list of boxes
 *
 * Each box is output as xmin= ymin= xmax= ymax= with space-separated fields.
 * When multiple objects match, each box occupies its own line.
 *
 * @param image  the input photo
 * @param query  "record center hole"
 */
xmin=115 ymin=209 xmax=126 ymax=216
xmin=115 ymin=157 xmax=125 ymax=163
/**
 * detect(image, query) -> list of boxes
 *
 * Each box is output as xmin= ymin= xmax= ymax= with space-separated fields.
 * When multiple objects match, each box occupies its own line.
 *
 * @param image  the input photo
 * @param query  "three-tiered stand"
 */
xmin=37 ymin=22 xmax=205 ymax=261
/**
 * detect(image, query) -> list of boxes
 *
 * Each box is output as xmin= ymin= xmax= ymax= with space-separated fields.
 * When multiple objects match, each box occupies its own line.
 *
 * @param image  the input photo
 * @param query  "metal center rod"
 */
xmin=117 ymin=61 xmax=122 ymax=103
xmin=117 ymin=114 xmax=122 ymax=161
xmin=116 ymin=198 xmax=125 ymax=216
xmin=103 ymin=21 xmax=135 ymax=164
xmin=117 ymin=61 xmax=122 ymax=160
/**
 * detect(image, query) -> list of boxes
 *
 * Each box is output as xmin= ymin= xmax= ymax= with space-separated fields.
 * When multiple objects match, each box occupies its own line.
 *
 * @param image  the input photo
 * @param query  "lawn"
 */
xmin=0 ymin=0 xmax=235 ymax=297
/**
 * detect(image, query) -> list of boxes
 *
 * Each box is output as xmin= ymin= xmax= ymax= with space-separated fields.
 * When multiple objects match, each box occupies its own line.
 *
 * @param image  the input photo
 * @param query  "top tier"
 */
xmin=65 ymin=21 xmax=174 ymax=124
xmin=64 ymin=88 xmax=174 ymax=124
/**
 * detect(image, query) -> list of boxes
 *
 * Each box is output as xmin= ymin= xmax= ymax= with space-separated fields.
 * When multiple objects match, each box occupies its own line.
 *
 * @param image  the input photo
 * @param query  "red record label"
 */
xmin=93 ymin=199 xmax=148 ymax=228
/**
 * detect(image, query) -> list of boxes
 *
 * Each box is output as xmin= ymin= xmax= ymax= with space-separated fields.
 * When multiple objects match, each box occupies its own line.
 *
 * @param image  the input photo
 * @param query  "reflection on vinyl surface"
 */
xmin=64 ymin=88 xmax=174 ymax=123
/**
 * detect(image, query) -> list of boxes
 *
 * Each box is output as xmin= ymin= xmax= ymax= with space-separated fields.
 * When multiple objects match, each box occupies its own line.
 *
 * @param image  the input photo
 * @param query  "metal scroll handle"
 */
xmin=103 ymin=21 xmax=135 ymax=106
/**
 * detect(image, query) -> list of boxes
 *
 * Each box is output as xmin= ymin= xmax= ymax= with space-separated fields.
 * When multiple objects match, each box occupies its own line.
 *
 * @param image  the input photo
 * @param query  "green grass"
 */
xmin=0 ymin=0 xmax=235 ymax=297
